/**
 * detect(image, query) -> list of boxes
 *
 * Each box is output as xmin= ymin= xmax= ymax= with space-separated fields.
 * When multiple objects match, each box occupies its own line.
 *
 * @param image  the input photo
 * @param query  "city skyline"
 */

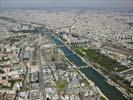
xmin=0 ymin=1 xmax=133 ymax=99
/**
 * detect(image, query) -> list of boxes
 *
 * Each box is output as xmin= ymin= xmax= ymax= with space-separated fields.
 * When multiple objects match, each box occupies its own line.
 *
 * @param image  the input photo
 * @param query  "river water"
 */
xmin=52 ymin=37 xmax=127 ymax=100
xmin=40 ymin=29 xmax=127 ymax=100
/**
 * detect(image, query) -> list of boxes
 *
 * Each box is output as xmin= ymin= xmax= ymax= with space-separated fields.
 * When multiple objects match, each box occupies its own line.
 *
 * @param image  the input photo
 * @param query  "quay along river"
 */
xmin=41 ymin=29 xmax=127 ymax=100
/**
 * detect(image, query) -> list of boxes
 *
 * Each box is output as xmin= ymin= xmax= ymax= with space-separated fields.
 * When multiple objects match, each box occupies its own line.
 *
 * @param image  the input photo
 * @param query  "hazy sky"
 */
xmin=1 ymin=0 xmax=133 ymax=8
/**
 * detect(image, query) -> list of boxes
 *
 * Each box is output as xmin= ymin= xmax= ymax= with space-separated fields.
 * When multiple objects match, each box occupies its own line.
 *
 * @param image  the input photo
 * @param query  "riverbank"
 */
xmin=73 ymin=47 xmax=132 ymax=99
xmin=77 ymin=69 xmax=109 ymax=100
xmin=53 ymin=38 xmax=109 ymax=99
xmin=39 ymin=28 xmax=127 ymax=100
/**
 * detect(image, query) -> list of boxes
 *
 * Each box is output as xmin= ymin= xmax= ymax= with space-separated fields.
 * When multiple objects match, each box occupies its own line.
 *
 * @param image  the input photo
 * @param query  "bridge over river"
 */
xmin=39 ymin=28 xmax=127 ymax=100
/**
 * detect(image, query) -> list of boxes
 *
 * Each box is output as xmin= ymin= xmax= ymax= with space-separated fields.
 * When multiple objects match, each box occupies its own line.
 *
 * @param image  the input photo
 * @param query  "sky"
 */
xmin=0 ymin=0 xmax=133 ymax=9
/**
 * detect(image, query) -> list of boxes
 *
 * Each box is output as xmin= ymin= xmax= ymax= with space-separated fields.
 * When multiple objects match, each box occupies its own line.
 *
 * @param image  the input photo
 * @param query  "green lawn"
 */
xmin=74 ymin=47 xmax=127 ymax=72
xmin=57 ymin=80 xmax=68 ymax=92
xmin=74 ymin=47 xmax=132 ymax=93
